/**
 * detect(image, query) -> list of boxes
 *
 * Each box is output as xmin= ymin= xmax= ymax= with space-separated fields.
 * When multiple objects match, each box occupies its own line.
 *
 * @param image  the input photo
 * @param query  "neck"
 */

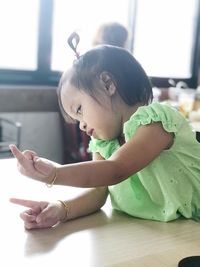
xmin=121 ymin=102 xmax=143 ymax=124
xmin=117 ymin=103 xmax=144 ymax=145
xmin=118 ymin=134 xmax=125 ymax=145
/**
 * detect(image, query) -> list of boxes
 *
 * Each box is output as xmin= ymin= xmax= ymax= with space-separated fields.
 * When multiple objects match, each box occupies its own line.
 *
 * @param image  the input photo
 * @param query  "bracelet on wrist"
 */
xmin=57 ymin=200 xmax=69 ymax=222
xmin=46 ymin=167 xmax=57 ymax=188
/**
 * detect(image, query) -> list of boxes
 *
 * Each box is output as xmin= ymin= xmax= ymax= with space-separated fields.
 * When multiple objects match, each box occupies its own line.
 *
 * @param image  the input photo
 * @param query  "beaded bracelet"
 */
xmin=46 ymin=167 xmax=57 ymax=188
xmin=57 ymin=200 xmax=69 ymax=222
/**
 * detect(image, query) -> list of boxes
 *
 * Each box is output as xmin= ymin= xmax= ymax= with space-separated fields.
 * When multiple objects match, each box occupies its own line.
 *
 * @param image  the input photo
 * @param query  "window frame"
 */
xmin=0 ymin=0 xmax=60 ymax=86
xmin=0 ymin=0 xmax=199 ymax=88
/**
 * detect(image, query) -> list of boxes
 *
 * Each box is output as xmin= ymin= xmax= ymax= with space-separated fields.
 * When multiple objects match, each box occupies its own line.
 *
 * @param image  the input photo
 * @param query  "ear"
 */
xmin=100 ymin=72 xmax=116 ymax=96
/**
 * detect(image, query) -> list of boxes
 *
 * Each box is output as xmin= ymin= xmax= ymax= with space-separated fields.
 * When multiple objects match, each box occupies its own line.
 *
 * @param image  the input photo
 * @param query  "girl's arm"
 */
xmin=10 ymin=153 xmax=108 ymax=229
xmin=10 ymin=122 xmax=173 ymax=187
xmin=62 ymin=185 xmax=108 ymax=221
xmin=60 ymin=151 xmax=108 ymax=221
xmin=10 ymin=186 xmax=108 ymax=229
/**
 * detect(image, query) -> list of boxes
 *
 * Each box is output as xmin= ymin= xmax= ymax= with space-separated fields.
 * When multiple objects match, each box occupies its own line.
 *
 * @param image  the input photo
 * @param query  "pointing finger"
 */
xmin=10 ymin=198 xmax=40 ymax=209
xmin=9 ymin=144 xmax=25 ymax=164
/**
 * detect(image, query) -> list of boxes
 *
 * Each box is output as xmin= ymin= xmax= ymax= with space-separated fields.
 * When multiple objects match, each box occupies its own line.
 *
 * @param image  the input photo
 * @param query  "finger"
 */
xmin=24 ymin=219 xmax=53 ymax=229
xmin=23 ymin=150 xmax=37 ymax=160
xmin=20 ymin=211 xmax=37 ymax=223
xmin=25 ymin=209 xmax=38 ymax=216
xmin=24 ymin=222 xmax=42 ymax=230
xmin=9 ymin=144 xmax=26 ymax=164
xmin=33 ymin=157 xmax=54 ymax=176
xmin=35 ymin=206 xmax=49 ymax=223
xmin=10 ymin=198 xmax=40 ymax=209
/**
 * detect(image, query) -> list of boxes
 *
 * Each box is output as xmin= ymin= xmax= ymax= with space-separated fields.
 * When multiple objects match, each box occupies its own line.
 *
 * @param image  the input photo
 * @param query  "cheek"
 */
xmin=99 ymin=111 xmax=122 ymax=139
xmin=85 ymin=96 xmax=117 ymax=129
xmin=60 ymin=92 xmax=69 ymax=113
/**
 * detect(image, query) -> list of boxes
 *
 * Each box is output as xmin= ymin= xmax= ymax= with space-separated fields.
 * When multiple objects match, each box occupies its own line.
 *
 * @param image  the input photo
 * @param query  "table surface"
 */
xmin=1 ymin=158 xmax=200 ymax=267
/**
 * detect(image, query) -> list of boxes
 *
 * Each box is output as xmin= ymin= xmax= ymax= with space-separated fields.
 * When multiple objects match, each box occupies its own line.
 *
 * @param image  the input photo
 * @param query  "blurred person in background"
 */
xmin=92 ymin=22 xmax=128 ymax=48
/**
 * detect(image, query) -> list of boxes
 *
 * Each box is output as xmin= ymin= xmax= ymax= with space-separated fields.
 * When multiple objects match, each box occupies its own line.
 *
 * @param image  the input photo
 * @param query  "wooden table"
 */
xmin=1 ymin=158 xmax=200 ymax=267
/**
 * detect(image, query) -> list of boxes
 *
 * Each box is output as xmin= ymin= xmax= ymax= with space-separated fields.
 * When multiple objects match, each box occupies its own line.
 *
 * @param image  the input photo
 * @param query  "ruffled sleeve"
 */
xmin=88 ymin=138 xmax=120 ymax=159
xmin=123 ymin=102 xmax=186 ymax=140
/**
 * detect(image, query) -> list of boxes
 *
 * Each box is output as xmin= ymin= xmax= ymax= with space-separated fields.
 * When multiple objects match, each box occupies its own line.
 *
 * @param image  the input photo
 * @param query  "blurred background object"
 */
xmin=92 ymin=22 xmax=128 ymax=48
xmin=0 ymin=118 xmax=21 ymax=159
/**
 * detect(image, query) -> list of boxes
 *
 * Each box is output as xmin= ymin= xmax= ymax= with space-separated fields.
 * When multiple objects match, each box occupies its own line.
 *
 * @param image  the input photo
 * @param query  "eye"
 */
xmin=76 ymin=105 xmax=82 ymax=115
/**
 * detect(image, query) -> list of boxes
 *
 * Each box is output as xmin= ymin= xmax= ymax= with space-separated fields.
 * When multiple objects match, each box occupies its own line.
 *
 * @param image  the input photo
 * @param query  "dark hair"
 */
xmin=92 ymin=22 xmax=128 ymax=48
xmin=58 ymin=45 xmax=153 ymax=116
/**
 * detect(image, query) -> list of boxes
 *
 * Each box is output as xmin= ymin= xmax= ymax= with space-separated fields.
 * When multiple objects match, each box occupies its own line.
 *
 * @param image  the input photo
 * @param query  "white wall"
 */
xmin=0 ymin=112 xmax=63 ymax=163
xmin=0 ymin=85 xmax=64 ymax=163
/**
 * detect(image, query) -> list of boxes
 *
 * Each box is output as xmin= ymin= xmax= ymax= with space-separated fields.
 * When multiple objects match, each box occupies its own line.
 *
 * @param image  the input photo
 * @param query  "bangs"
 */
xmin=57 ymin=73 xmax=77 ymax=124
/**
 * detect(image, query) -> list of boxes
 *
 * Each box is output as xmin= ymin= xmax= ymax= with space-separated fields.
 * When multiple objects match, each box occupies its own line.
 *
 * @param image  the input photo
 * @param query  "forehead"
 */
xmin=61 ymin=81 xmax=83 ymax=105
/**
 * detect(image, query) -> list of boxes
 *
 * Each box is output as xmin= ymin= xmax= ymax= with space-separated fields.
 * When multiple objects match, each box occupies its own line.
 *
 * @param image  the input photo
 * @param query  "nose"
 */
xmin=79 ymin=121 xmax=87 ymax=132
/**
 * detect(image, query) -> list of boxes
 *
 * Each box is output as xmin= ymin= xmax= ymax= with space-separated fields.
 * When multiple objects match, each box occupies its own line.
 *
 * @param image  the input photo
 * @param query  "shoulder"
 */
xmin=134 ymin=102 xmax=181 ymax=119
xmin=124 ymin=102 xmax=187 ymax=140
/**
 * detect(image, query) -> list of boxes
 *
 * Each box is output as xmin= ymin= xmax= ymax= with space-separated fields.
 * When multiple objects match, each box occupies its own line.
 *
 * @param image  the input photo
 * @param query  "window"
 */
xmin=0 ymin=0 xmax=39 ymax=70
xmin=0 ymin=0 xmax=199 ymax=87
xmin=133 ymin=0 xmax=199 ymax=87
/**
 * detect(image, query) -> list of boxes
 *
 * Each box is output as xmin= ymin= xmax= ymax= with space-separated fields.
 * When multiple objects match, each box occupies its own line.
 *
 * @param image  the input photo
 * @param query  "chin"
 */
xmin=93 ymin=134 xmax=109 ymax=141
xmin=101 ymin=135 xmax=118 ymax=141
xmin=93 ymin=131 xmax=119 ymax=141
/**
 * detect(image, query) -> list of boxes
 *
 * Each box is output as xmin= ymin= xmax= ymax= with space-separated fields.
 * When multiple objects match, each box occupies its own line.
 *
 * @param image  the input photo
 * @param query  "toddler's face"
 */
xmin=60 ymin=81 xmax=123 ymax=140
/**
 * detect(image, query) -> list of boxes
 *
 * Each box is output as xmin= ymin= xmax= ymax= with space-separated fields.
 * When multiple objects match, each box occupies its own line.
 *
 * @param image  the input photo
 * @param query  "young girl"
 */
xmin=10 ymin=42 xmax=200 ymax=230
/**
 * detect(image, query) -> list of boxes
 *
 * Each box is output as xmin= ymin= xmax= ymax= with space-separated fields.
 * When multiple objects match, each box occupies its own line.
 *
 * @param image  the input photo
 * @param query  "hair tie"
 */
xmin=67 ymin=32 xmax=80 ymax=59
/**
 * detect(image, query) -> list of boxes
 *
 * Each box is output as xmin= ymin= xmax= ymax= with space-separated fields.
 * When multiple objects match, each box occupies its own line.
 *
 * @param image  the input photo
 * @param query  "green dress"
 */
xmin=89 ymin=102 xmax=200 ymax=222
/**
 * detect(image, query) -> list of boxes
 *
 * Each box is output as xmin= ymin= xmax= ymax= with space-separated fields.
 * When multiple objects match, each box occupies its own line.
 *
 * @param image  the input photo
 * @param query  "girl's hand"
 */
xmin=9 ymin=144 xmax=56 ymax=184
xmin=10 ymin=198 xmax=65 ymax=229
